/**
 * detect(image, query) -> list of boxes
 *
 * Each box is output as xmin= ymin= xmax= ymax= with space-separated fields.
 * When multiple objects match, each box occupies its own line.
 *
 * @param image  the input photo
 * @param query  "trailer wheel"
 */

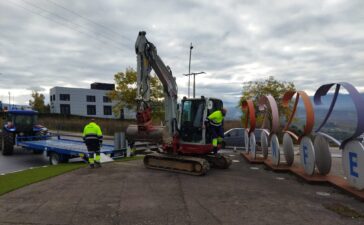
xmin=49 ymin=152 xmax=60 ymax=165
xmin=49 ymin=152 xmax=69 ymax=165
xmin=2 ymin=132 xmax=14 ymax=156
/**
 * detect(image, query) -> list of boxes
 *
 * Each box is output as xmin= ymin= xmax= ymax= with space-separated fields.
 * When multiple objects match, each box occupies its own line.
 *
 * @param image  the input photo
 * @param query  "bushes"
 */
xmin=38 ymin=114 xmax=133 ymax=135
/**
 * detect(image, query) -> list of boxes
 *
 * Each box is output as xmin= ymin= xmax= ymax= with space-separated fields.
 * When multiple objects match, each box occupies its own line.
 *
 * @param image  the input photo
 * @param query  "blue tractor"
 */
xmin=1 ymin=110 xmax=48 ymax=155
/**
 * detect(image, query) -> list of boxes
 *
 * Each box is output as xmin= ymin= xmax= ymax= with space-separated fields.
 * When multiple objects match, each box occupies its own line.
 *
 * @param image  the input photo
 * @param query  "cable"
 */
xmin=46 ymin=0 xmax=131 ymax=42
xmin=20 ymin=0 xmax=129 ymax=49
xmin=7 ymin=0 xmax=126 ymax=51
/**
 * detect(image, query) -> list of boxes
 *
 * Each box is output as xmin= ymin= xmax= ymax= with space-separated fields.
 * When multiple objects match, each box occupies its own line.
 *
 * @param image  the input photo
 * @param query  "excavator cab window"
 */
xmin=180 ymin=99 xmax=205 ymax=143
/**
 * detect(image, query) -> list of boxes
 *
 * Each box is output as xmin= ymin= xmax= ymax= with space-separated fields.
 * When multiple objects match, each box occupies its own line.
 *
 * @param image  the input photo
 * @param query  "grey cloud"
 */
xmin=27 ymin=86 xmax=45 ymax=92
xmin=0 ymin=0 xmax=363 ymax=118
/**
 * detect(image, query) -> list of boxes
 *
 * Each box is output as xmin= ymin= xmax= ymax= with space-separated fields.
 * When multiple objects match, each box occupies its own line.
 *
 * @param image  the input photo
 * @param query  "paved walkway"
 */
xmin=0 ymin=152 xmax=363 ymax=225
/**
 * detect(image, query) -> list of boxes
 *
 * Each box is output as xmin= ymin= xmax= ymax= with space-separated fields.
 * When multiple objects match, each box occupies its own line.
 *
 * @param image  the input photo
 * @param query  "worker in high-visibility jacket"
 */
xmin=83 ymin=119 xmax=103 ymax=168
xmin=207 ymin=108 xmax=227 ymax=155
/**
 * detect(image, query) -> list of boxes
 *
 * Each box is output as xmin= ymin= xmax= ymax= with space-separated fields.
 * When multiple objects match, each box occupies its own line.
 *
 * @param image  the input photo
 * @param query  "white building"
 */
xmin=49 ymin=83 xmax=135 ymax=119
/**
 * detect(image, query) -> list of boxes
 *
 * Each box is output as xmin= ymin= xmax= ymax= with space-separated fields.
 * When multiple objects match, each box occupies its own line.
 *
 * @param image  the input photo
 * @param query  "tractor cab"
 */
xmin=1 ymin=110 xmax=48 ymax=155
xmin=3 ymin=110 xmax=44 ymax=135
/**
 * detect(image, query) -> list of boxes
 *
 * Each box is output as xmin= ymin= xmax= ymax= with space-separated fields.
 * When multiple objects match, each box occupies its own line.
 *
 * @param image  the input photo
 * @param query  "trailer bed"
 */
xmin=16 ymin=136 xmax=124 ymax=164
xmin=17 ymin=137 xmax=115 ymax=155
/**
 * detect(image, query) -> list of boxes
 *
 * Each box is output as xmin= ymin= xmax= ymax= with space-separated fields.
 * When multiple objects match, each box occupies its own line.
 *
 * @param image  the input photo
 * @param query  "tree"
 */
xmin=29 ymin=91 xmax=49 ymax=113
xmin=239 ymin=76 xmax=296 ymax=126
xmin=108 ymin=68 xmax=165 ymax=121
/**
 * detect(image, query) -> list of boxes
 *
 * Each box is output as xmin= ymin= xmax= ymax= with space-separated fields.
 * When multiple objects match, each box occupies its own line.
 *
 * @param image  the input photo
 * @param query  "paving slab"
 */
xmin=0 ymin=152 xmax=363 ymax=225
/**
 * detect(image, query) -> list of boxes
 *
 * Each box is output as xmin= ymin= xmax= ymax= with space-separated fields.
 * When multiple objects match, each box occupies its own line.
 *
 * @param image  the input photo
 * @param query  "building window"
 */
xmin=86 ymin=95 xmax=96 ymax=102
xmin=87 ymin=105 xmax=96 ymax=115
xmin=53 ymin=94 xmax=56 ymax=101
xmin=60 ymin=94 xmax=70 ymax=101
xmin=50 ymin=96 xmax=52 ymax=102
xmin=104 ymin=106 xmax=112 ymax=115
xmin=103 ymin=96 xmax=111 ymax=103
xmin=60 ymin=104 xmax=70 ymax=115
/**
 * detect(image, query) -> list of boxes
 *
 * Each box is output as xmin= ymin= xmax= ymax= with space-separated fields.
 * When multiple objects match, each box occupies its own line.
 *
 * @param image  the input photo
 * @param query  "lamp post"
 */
xmin=183 ymin=71 xmax=205 ymax=98
xmin=187 ymin=43 xmax=193 ymax=98
xmin=192 ymin=72 xmax=205 ymax=98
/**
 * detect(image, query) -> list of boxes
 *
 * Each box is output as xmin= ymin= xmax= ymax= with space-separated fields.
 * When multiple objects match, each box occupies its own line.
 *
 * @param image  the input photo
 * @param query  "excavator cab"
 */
xmin=180 ymin=97 xmax=223 ymax=144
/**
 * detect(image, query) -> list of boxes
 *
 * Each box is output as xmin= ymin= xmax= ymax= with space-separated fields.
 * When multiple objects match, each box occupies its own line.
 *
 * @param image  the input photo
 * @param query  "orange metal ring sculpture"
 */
xmin=241 ymin=99 xmax=256 ymax=135
xmin=281 ymin=91 xmax=315 ymax=142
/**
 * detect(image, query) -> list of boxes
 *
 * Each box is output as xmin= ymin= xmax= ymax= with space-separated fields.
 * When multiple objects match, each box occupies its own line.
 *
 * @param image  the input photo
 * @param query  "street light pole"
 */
xmin=188 ymin=43 xmax=193 ymax=98
xmin=192 ymin=72 xmax=205 ymax=98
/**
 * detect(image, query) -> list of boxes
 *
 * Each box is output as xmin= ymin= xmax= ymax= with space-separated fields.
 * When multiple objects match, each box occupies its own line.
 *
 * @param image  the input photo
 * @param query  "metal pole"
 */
xmin=188 ymin=43 xmax=193 ymax=98
xmin=193 ymin=72 xmax=205 ymax=98
xmin=193 ymin=74 xmax=196 ymax=98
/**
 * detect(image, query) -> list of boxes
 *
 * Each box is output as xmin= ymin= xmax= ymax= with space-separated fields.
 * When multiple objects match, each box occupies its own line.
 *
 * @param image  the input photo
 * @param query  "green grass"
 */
xmin=0 ymin=163 xmax=86 ymax=196
xmin=114 ymin=155 xmax=144 ymax=162
xmin=0 ymin=156 xmax=144 ymax=196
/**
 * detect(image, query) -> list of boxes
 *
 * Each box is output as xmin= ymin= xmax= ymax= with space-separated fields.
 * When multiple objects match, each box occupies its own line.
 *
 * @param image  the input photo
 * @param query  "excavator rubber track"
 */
xmin=205 ymin=154 xmax=232 ymax=169
xmin=143 ymin=152 xmax=210 ymax=176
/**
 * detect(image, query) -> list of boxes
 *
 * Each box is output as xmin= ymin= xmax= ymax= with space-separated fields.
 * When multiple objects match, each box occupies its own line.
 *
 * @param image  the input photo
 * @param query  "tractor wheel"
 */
xmin=2 ymin=132 xmax=14 ymax=155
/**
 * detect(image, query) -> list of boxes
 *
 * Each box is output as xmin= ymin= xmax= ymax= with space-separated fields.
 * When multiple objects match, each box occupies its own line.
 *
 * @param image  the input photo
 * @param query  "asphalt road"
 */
xmin=0 ymin=147 xmax=49 ymax=174
xmin=0 ymin=151 xmax=363 ymax=225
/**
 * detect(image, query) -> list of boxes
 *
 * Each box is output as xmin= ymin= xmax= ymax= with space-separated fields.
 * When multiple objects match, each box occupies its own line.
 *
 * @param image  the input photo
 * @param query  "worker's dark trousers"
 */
xmin=210 ymin=125 xmax=224 ymax=154
xmin=85 ymin=139 xmax=101 ymax=166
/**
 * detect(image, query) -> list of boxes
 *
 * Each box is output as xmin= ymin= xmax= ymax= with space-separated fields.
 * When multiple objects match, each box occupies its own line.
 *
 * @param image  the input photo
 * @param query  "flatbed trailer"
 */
xmin=16 ymin=135 xmax=125 ymax=165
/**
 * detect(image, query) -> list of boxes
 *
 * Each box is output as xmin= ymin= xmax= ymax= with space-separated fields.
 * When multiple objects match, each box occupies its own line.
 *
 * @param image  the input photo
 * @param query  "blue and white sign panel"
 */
xmin=250 ymin=133 xmax=256 ymax=159
xmin=282 ymin=133 xmax=294 ymax=166
xmin=261 ymin=130 xmax=269 ymax=159
xmin=270 ymin=134 xmax=280 ymax=166
xmin=244 ymin=130 xmax=250 ymax=152
xmin=342 ymin=140 xmax=364 ymax=190
xmin=299 ymin=136 xmax=315 ymax=175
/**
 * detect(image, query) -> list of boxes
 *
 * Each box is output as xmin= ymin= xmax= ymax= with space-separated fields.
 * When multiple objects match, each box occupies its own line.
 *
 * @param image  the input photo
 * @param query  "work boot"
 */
xmin=95 ymin=162 xmax=102 ymax=168
xmin=213 ymin=147 xmax=218 ymax=155
xmin=89 ymin=164 xmax=95 ymax=169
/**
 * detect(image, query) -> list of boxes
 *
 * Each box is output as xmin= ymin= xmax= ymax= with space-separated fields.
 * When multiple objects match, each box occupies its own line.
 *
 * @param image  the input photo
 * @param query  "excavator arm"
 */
xmin=127 ymin=31 xmax=178 ymax=143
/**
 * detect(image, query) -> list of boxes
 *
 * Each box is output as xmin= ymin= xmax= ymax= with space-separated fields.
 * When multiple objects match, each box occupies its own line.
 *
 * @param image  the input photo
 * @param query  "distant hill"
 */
xmin=294 ymin=93 xmax=364 ymax=141
xmin=223 ymin=100 xmax=241 ymax=120
xmin=224 ymin=93 xmax=364 ymax=122
xmin=296 ymin=93 xmax=364 ymax=120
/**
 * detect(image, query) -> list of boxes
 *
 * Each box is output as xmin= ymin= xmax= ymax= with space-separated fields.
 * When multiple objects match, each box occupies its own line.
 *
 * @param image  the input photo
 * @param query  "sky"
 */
xmin=0 ymin=0 xmax=363 ymax=112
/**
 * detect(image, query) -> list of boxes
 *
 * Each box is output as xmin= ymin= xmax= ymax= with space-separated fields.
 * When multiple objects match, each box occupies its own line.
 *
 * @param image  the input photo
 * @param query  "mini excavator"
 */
xmin=126 ymin=31 xmax=231 ymax=175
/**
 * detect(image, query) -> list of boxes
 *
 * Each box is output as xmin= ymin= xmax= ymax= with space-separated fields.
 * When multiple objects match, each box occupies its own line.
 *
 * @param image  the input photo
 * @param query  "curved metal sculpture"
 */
xmin=258 ymin=95 xmax=280 ymax=165
xmin=281 ymin=91 xmax=318 ymax=174
xmin=314 ymin=82 xmax=364 ymax=190
xmin=241 ymin=99 xmax=257 ymax=157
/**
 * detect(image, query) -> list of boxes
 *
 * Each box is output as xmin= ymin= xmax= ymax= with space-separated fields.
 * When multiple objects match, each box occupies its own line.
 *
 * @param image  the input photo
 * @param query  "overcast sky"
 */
xmin=0 ymin=0 xmax=363 ymax=108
